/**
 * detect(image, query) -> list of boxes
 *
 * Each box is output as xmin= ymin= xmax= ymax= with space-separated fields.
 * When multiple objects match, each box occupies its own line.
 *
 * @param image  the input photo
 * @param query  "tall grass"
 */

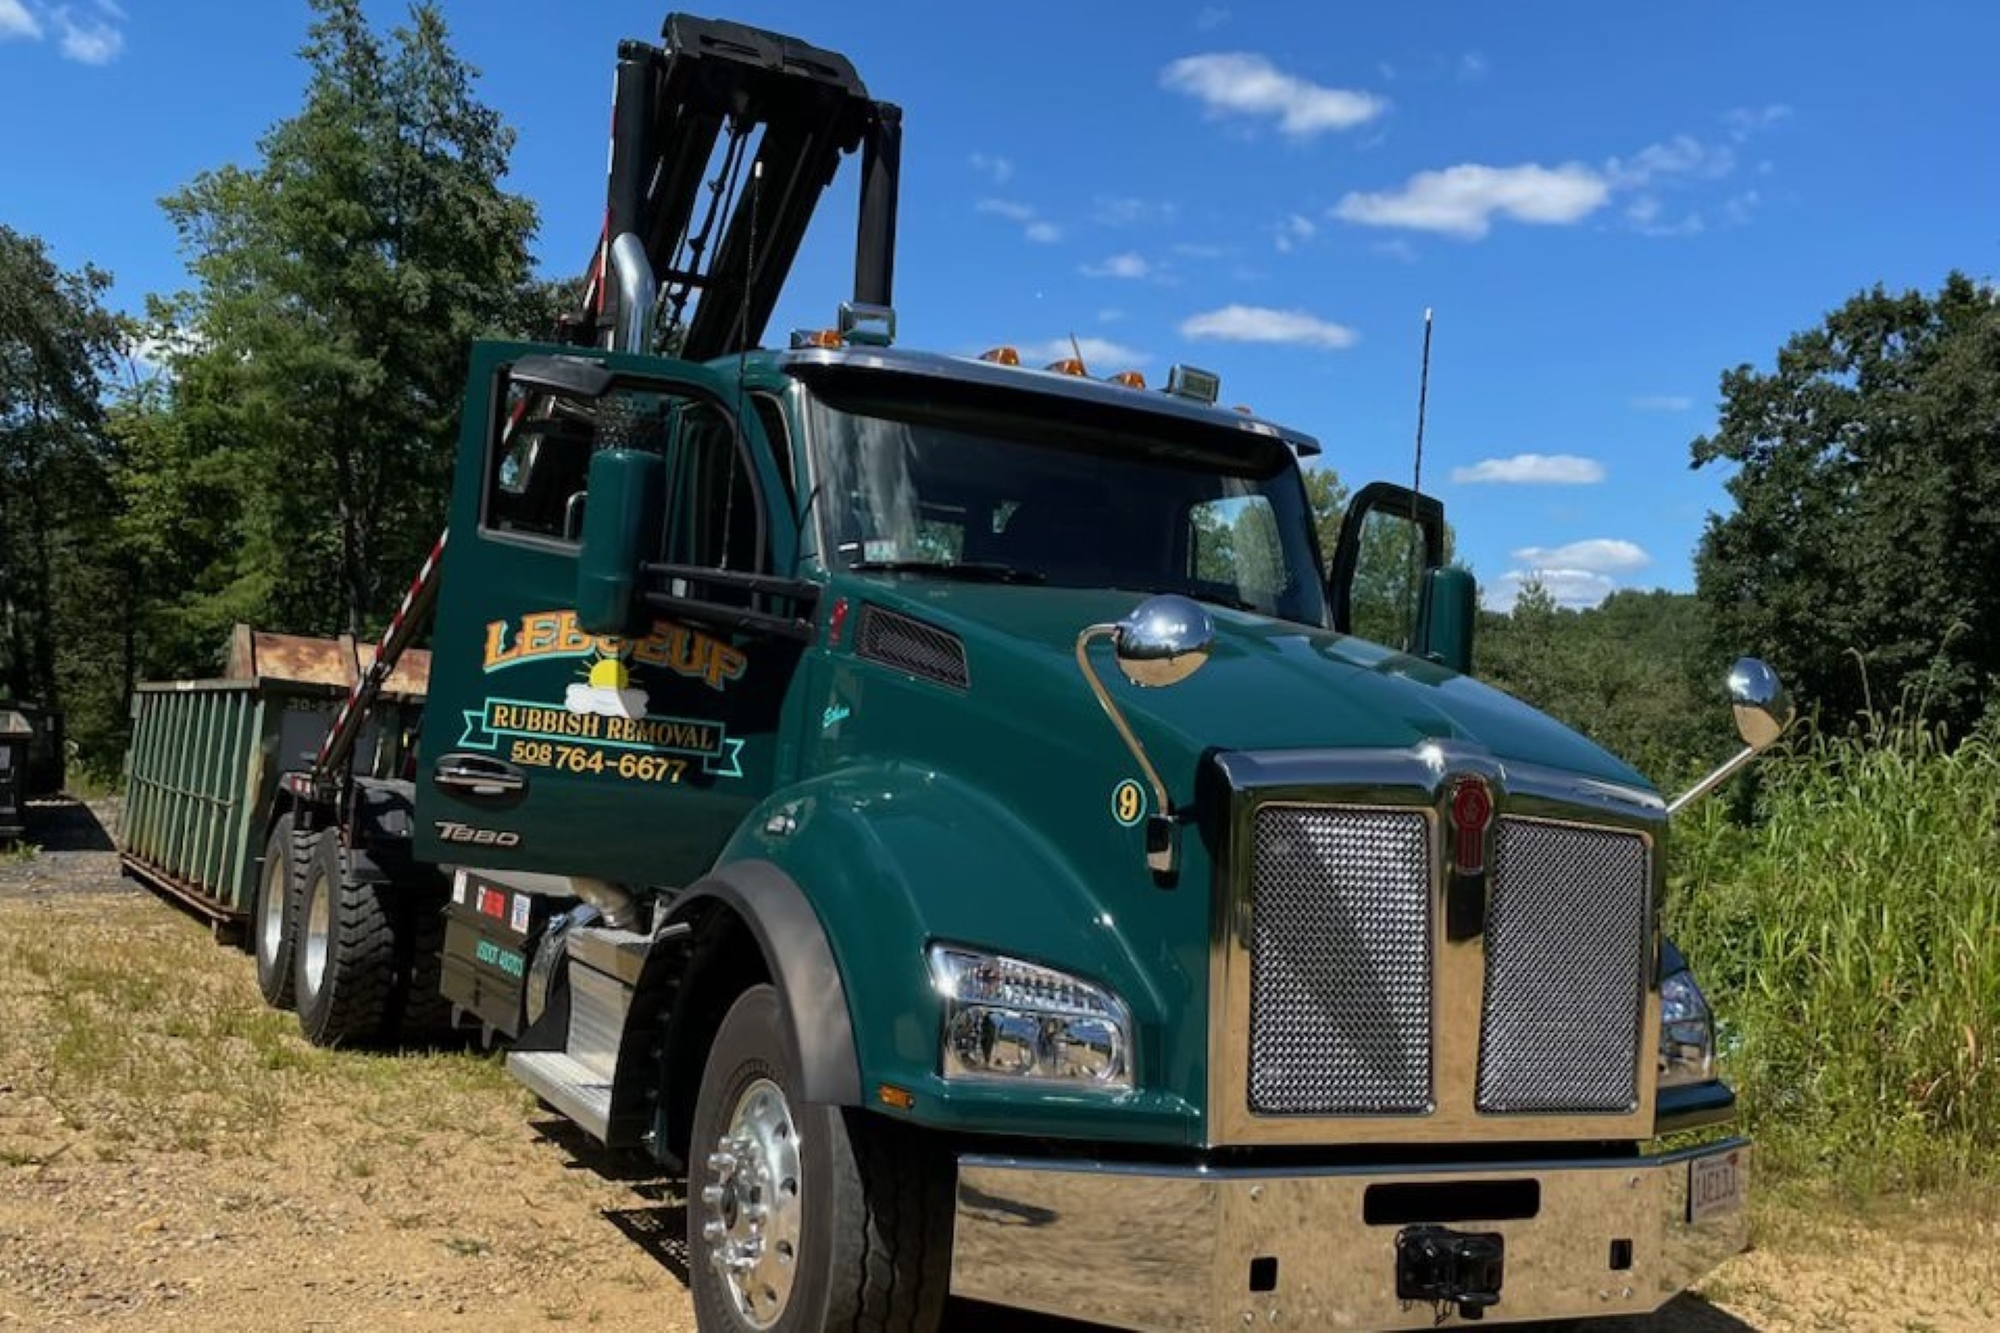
xmin=1669 ymin=717 xmax=2000 ymax=1189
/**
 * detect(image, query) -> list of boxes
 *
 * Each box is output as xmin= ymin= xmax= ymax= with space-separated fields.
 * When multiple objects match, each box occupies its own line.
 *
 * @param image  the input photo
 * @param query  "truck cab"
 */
xmin=408 ymin=322 xmax=1756 ymax=1330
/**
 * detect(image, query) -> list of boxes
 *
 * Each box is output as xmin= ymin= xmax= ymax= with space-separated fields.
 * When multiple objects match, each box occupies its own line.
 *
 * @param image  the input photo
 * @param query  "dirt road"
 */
xmin=1 ymin=798 xmax=1991 ymax=1331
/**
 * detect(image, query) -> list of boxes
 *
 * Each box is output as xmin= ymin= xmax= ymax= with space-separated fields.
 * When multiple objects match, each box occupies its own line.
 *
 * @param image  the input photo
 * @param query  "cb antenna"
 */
xmin=1406 ymin=308 xmax=1434 ymax=644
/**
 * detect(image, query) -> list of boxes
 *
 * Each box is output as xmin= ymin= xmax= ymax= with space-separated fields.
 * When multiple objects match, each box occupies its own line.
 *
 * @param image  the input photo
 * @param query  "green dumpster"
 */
xmin=118 ymin=627 xmax=428 ymax=929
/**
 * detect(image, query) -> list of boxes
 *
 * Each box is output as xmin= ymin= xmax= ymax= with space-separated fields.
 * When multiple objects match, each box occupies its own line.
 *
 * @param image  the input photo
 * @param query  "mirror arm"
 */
xmin=1075 ymin=625 xmax=1172 ymax=824
xmin=1667 ymin=744 xmax=1758 ymax=816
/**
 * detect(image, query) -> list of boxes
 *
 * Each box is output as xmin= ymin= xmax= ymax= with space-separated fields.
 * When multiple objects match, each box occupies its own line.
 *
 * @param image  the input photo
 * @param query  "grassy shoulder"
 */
xmin=1668 ymin=720 xmax=2000 ymax=1192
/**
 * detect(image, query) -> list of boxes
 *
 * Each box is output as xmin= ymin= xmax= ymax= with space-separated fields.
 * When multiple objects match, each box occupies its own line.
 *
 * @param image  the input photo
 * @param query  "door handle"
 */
xmin=432 ymin=753 xmax=528 ymax=801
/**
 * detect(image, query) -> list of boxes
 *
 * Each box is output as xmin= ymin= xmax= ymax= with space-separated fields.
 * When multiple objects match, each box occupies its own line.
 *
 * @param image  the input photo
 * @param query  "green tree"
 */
xmin=0 ymin=227 xmax=126 ymax=728
xmin=1479 ymin=584 xmax=1730 ymax=788
xmin=144 ymin=0 xmax=537 ymax=645
xmin=1692 ymin=273 xmax=2000 ymax=737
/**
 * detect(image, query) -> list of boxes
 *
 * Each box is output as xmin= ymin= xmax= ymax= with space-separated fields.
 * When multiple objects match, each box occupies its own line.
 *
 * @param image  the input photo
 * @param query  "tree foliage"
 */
xmin=1480 ymin=584 xmax=1733 ymax=789
xmin=1693 ymin=273 xmax=2000 ymax=737
xmin=0 ymin=227 xmax=127 ymax=747
xmin=140 ymin=0 xmax=537 ymax=645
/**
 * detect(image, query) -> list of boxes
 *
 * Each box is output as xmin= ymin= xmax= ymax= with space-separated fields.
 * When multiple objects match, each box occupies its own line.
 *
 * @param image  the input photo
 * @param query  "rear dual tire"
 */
xmin=293 ymin=833 xmax=397 ymax=1047
xmin=253 ymin=816 xmax=300 ymax=1009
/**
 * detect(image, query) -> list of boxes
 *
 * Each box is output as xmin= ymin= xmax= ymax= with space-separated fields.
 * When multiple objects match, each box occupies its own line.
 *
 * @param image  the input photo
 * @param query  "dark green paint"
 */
xmin=418 ymin=340 xmax=1660 ymax=1148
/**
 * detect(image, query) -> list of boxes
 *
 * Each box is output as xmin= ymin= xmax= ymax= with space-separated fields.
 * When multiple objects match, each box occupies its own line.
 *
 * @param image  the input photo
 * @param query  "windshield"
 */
xmin=806 ymin=386 xmax=1328 ymax=625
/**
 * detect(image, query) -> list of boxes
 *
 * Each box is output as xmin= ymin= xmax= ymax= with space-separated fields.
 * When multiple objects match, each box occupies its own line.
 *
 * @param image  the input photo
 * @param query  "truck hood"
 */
xmin=853 ymin=580 xmax=1652 ymax=790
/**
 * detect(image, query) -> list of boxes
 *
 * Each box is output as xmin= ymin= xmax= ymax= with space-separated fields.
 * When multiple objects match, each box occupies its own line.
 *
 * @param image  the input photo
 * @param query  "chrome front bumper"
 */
xmin=950 ymin=1139 xmax=1749 ymax=1331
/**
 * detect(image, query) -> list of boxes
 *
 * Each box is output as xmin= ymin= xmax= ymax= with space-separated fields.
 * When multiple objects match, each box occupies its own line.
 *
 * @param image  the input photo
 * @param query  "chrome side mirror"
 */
xmin=1076 ymin=595 xmax=1215 ymax=879
xmin=1113 ymin=594 xmax=1215 ymax=688
xmin=1669 ymin=657 xmax=1796 ymax=816
xmin=1728 ymin=657 xmax=1794 ymax=752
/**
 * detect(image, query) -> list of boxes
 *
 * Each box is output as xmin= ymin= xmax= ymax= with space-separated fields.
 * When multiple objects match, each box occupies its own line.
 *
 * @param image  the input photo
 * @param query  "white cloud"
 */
xmin=54 ymin=5 xmax=121 ymax=63
xmin=1630 ymin=394 xmax=1691 ymax=412
xmin=1335 ymin=162 xmax=1609 ymax=238
xmin=1179 ymin=304 xmax=1357 ymax=350
xmin=1451 ymin=453 xmax=1606 ymax=485
xmin=1014 ymin=336 xmax=1151 ymax=369
xmin=968 ymin=152 xmax=1014 ymax=185
xmin=1723 ymin=104 xmax=1792 ymax=140
xmin=1510 ymin=538 xmax=1650 ymax=574
xmin=1273 ymin=213 xmax=1316 ymax=253
xmin=1625 ymin=196 xmax=1705 ymax=237
xmin=1082 ymin=252 xmax=1150 ymax=280
xmin=976 ymin=198 xmax=1036 ymax=223
xmin=1172 ymin=241 xmax=1228 ymax=260
xmin=1459 ymin=51 xmax=1489 ymax=80
xmin=1093 ymin=195 xmax=1177 ymax=228
xmin=1484 ymin=569 xmax=1619 ymax=612
xmin=1097 ymin=308 xmax=1126 ymax=324
xmin=1605 ymin=134 xmax=1735 ymax=189
xmin=978 ymin=198 xmax=1062 ymax=244
xmin=0 ymin=0 xmax=42 ymax=39
xmin=1194 ymin=6 xmax=1231 ymax=30
xmin=1372 ymin=238 xmax=1418 ymax=263
xmin=1161 ymin=52 xmax=1386 ymax=137
xmin=1722 ymin=189 xmax=1762 ymax=226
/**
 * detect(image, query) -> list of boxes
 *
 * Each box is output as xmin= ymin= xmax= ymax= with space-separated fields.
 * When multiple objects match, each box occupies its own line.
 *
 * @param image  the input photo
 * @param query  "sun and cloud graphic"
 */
xmin=563 ymin=649 xmax=652 ymax=720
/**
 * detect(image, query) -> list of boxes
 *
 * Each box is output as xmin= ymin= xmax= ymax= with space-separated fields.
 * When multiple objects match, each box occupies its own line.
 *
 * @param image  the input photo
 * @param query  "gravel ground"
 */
xmin=0 ymin=797 xmax=1991 ymax=1332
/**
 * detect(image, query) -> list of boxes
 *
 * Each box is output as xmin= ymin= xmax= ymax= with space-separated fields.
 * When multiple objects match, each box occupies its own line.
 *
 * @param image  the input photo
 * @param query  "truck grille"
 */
xmin=1475 ymin=818 xmax=1650 ymax=1114
xmin=1247 ymin=806 xmax=1432 ymax=1115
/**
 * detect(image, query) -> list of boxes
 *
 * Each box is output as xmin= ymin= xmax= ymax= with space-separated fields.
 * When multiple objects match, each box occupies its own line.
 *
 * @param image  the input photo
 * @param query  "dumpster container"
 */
xmin=118 ymin=626 xmax=427 ymax=932
xmin=18 ymin=703 xmax=64 ymax=798
xmin=0 ymin=709 xmax=31 ymax=843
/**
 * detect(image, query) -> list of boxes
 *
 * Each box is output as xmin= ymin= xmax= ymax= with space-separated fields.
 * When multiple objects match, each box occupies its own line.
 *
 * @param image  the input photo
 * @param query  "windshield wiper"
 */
xmin=849 ymin=559 xmax=1047 ymax=585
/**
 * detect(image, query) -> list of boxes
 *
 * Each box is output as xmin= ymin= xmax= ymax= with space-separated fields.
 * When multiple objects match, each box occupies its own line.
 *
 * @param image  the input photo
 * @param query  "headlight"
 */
xmin=1659 ymin=966 xmax=1716 ymax=1088
xmin=927 ymin=944 xmax=1133 ymax=1092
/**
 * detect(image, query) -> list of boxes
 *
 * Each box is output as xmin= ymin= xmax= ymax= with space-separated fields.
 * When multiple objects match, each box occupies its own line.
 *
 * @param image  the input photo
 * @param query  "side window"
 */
xmin=486 ymin=381 xmax=595 ymax=541
xmin=667 ymin=408 xmax=764 ymax=573
xmin=1188 ymin=495 xmax=1288 ymax=609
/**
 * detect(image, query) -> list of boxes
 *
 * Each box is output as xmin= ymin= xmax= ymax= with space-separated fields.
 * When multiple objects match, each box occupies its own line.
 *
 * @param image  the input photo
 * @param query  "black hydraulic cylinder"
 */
xmin=855 ymin=104 xmax=902 ymax=309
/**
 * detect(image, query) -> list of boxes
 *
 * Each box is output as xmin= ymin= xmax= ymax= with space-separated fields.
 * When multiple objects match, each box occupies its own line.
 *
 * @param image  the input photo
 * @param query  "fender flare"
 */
xmin=667 ymin=858 xmax=862 ymax=1107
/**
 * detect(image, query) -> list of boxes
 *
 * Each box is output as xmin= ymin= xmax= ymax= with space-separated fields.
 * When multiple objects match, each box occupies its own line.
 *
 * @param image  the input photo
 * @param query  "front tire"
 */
xmin=293 ymin=833 xmax=396 ymax=1047
xmin=688 ymin=984 xmax=951 ymax=1333
xmin=253 ymin=815 xmax=299 ymax=1009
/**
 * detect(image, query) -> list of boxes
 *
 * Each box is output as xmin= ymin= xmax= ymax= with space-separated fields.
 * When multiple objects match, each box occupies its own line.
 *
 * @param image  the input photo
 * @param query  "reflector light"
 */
xmin=1110 ymin=370 xmax=1146 ymax=389
xmin=827 ymin=598 xmax=851 ymax=649
xmin=877 ymin=1084 xmax=916 ymax=1110
xmin=1045 ymin=358 xmax=1087 ymax=377
xmin=980 ymin=346 xmax=1021 ymax=366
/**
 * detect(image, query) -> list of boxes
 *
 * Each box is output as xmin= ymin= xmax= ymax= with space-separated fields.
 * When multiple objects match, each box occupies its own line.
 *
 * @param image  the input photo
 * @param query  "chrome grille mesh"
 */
xmin=1248 ymin=806 xmax=1432 ymax=1115
xmin=1476 ymin=818 xmax=1649 ymax=1113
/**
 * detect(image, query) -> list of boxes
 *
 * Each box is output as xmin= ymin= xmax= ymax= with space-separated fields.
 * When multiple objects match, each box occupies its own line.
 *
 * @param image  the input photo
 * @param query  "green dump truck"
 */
xmin=118 ymin=13 xmax=1794 ymax=1331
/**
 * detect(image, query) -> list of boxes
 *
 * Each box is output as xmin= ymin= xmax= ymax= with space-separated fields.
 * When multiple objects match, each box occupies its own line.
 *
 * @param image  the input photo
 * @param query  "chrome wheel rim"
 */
xmin=700 ymin=1077 xmax=802 ymax=1327
xmin=302 ymin=871 xmax=331 ymax=995
xmin=259 ymin=848 xmax=286 ymax=968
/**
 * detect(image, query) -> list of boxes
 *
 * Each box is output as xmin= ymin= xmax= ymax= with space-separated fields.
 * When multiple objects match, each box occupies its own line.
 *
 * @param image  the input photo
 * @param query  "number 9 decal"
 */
xmin=1111 ymin=779 xmax=1147 ymax=828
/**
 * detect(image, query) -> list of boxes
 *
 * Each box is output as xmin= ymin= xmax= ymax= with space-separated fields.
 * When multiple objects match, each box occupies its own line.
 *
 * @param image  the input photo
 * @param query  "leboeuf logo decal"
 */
xmin=481 ymin=610 xmax=747 ymax=692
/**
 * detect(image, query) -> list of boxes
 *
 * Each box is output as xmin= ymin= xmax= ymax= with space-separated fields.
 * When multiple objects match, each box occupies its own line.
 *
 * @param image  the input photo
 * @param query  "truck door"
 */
xmin=415 ymin=343 xmax=801 ymax=887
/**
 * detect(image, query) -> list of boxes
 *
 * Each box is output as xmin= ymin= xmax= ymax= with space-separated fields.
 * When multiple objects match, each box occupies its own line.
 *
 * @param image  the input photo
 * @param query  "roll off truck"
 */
xmin=119 ymin=13 xmax=1794 ymax=1331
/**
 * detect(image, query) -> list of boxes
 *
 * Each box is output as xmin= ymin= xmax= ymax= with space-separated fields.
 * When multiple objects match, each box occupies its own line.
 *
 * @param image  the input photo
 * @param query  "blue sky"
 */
xmin=4 ymin=1 xmax=1995 ymax=610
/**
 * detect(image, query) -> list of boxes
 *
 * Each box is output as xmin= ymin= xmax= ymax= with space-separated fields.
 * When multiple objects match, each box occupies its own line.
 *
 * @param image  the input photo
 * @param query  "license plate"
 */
xmin=1688 ymin=1148 xmax=1745 ymax=1223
